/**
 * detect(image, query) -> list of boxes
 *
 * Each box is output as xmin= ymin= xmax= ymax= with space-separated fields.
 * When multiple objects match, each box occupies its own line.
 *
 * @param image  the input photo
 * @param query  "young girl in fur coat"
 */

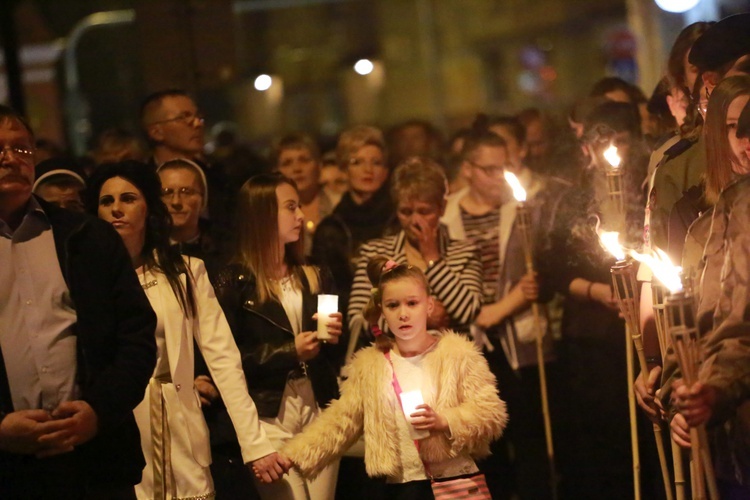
xmin=282 ymin=256 xmax=507 ymax=499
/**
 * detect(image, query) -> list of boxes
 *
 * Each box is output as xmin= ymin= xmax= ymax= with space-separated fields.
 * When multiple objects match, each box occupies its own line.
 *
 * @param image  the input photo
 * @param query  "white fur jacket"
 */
xmin=282 ymin=331 xmax=507 ymax=479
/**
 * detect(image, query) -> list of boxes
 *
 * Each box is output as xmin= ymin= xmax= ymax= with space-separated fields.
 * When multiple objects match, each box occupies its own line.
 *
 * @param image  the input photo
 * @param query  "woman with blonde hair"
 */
xmin=312 ymin=125 xmax=394 ymax=315
xmin=213 ymin=172 xmax=345 ymax=499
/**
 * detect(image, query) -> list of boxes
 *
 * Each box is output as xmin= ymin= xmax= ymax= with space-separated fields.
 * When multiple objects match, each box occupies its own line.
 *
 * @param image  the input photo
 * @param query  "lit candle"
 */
xmin=399 ymin=390 xmax=430 ymax=439
xmin=316 ymin=294 xmax=338 ymax=341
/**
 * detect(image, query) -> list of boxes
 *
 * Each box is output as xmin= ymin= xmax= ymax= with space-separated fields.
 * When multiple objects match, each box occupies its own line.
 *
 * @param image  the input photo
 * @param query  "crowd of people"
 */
xmin=2 ymin=10 xmax=750 ymax=500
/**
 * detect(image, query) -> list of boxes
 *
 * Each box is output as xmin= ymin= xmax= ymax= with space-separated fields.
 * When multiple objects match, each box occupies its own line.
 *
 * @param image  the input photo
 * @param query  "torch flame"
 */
xmin=598 ymin=230 xmax=626 ymax=261
xmin=629 ymin=248 xmax=683 ymax=293
xmin=503 ymin=171 xmax=527 ymax=202
xmin=603 ymin=144 xmax=621 ymax=169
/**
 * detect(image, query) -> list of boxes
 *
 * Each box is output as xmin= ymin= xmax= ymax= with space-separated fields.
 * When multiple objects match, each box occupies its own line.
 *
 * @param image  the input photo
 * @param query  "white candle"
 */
xmin=316 ymin=294 xmax=338 ymax=341
xmin=400 ymin=390 xmax=430 ymax=440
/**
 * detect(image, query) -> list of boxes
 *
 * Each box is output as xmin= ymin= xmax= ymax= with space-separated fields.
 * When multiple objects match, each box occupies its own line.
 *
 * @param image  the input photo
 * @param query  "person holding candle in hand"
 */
xmin=211 ymin=172 xmax=344 ymax=500
xmin=282 ymin=257 xmax=507 ymax=499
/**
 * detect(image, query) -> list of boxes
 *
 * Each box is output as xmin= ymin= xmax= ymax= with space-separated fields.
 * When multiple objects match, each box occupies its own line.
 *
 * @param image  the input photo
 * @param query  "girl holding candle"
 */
xmin=87 ymin=161 xmax=283 ymax=499
xmin=282 ymin=257 xmax=507 ymax=499
xmin=212 ymin=172 xmax=344 ymax=500
xmin=347 ymin=157 xmax=484 ymax=342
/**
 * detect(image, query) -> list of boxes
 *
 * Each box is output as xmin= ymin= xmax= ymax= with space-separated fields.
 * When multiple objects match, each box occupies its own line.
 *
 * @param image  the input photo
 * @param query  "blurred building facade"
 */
xmin=1 ymin=0 xmax=747 ymax=154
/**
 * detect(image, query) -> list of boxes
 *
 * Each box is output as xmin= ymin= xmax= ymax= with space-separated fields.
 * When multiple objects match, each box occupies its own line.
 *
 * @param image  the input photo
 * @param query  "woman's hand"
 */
xmin=671 ymin=379 xmax=716 ymax=427
xmin=411 ymin=214 xmax=440 ymax=263
xmin=427 ymin=299 xmax=450 ymax=330
xmin=194 ymin=375 xmax=219 ymax=407
xmin=295 ymin=331 xmax=320 ymax=361
xmin=312 ymin=312 xmax=343 ymax=344
xmin=250 ymin=452 xmax=288 ymax=483
xmin=410 ymin=404 xmax=449 ymax=432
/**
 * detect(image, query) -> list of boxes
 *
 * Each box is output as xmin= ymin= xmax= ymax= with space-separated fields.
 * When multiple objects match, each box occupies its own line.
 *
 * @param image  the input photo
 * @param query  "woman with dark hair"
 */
xmin=87 ymin=161 xmax=283 ymax=499
xmin=213 ymin=172 xmax=344 ymax=499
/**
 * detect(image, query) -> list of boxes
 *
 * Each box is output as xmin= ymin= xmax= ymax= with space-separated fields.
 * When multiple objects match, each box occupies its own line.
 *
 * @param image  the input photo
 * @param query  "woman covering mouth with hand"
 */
xmin=347 ymin=156 xmax=484 ymax=348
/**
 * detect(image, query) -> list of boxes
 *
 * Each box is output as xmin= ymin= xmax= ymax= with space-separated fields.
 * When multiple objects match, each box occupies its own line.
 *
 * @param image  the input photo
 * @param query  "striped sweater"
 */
xmin=347 ymin=229 xmax=483 ymax=338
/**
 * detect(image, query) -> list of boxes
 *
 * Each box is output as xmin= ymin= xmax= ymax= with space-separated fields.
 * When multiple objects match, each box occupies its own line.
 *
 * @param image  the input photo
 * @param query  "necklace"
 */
xmin=141 ymin=279 xmax=158 ymax=290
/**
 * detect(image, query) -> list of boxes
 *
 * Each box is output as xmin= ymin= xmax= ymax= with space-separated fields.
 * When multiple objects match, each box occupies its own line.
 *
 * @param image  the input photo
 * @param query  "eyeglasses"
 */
xmin=468 ymin=160 xmax=507 ymax=177
xmin=0 ymin=145 xmax=34 ymax=162
xmin=160 ymin=187 xmax=202 ymax=199
xmin=150 ymin=111 xmax=205 ymax=126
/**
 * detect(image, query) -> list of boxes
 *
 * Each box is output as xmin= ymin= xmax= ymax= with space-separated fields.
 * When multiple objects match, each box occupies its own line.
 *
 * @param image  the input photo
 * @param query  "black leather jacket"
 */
xmin=213 ymin=264 xmax=343 ymax=421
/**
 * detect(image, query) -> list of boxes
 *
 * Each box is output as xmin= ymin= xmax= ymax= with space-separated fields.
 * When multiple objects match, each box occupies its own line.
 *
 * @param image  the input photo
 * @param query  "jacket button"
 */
xmin=176 ymin=384 xmax=181 ymax=391
xmin=245 ymin=299 xmax=254 ymax=306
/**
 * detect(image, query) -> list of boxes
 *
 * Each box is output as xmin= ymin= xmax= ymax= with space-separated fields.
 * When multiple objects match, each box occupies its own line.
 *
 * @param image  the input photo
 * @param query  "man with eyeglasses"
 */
xmin=0 ymin=105 xmax=157 ymax=498
xmin=141 ymin=89 xmax=233 ymax=233
xmin=440 ymin=128 xmax=571 ymax=499
xmin=141 ymin=89 xmax=206 ymax=166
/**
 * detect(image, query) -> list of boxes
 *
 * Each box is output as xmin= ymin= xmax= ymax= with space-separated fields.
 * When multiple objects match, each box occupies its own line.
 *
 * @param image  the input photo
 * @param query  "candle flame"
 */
xmin=503 ymin=171 xmax=527 ymax=202
xmin=629 ymin=248 xmax=683 ymax=293
xmin=603 ymin=144 xmax=621 ymax=169
xmin=598 ymin=230 xmax=626 ymax=261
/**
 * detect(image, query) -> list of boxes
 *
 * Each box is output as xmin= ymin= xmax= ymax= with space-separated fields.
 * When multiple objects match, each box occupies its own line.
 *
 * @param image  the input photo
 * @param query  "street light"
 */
xmin=654 ymin=0 xmax=700 ymax=13
xmin=354 ymin=59 xmax=374 ymax=75
xmin=254 ymin=74 xmax=273 ymax=91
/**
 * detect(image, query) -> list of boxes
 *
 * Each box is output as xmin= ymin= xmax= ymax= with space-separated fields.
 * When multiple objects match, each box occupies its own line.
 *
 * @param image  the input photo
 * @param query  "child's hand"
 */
xmin=410 ymin=404 xmax=449 ymax=432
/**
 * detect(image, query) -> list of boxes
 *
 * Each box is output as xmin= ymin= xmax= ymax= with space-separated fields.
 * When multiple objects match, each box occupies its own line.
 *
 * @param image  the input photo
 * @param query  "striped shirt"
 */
xmin=459 ymin=206 xmax=500 ymax=302
xmin=348 ymin=229 xmax=483 ymax=337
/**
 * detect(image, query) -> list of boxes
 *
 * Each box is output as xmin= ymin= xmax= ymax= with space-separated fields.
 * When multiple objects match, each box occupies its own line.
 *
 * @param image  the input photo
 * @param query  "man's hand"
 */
xmin=0 ymin=409 xmax=69 ymax=455
xmin=250 ymin=452 xmax=287 ymax=483
xmin=195 ymin=375 xmax=220 ymax=407
xmin=36 ymin=401 xmax=98 ymax=457
xmin=634 ymin=366 xmax=663 ymax=423
xmin=295 ymin=331 xmax=320 ymax=362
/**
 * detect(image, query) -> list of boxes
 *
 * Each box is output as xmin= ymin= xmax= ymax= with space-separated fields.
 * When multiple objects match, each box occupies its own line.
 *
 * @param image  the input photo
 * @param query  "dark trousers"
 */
xmin=479 ymin=345 xmax=560 ymax=500
xmin=383 ymin=480 xmax=434 ymax=500
xmin=0 ymin=452 xmax=136 ymax=500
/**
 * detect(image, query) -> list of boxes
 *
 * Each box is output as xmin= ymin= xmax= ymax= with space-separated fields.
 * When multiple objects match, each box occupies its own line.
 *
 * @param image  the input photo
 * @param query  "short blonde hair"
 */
xmin=391 ymin=156 xmax=447 ymax=208
xmin=336 ymin=125 xmax=387 ymax=170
